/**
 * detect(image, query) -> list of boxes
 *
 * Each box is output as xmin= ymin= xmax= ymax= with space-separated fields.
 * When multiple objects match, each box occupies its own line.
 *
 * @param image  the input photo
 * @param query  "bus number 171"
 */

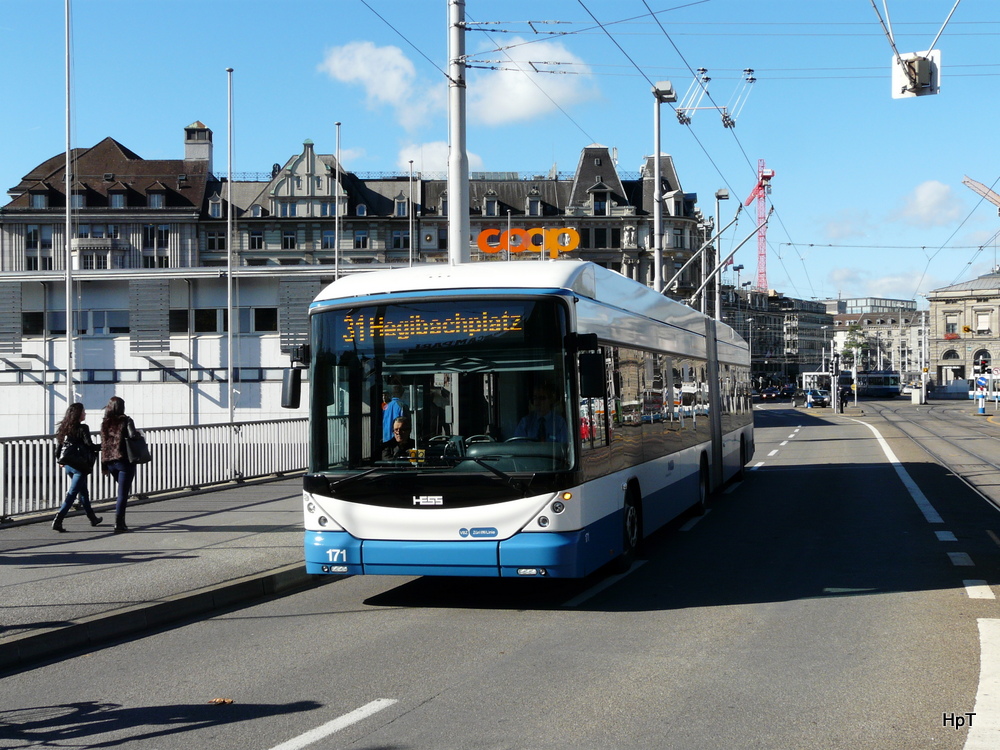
xmin=326 ymin=548 xmax=347 ymax=563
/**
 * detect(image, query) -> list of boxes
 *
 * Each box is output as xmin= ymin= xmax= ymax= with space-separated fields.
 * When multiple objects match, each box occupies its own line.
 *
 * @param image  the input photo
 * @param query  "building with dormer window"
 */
xmin=0 ymin=123 xmax=710 ymax=436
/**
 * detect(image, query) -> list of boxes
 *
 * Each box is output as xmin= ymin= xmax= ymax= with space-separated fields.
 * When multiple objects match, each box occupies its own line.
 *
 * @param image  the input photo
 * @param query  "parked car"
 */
xmin=760 ymin=387 xmax=781 ymax=401
xmin=792 ymin=388 xmax=829 ymax=407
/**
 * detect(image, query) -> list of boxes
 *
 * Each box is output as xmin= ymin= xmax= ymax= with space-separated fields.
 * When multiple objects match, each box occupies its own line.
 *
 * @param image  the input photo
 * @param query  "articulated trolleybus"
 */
xmin=284 ymin=261 xmax=754 ymax=578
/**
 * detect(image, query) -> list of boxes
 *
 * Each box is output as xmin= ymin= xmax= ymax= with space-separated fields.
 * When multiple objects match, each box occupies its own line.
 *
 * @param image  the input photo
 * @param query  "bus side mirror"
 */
xmin=579 ymin=352 xmax=604 ymax=398
xmin=281 ymin=368 xmax=302 ymax=409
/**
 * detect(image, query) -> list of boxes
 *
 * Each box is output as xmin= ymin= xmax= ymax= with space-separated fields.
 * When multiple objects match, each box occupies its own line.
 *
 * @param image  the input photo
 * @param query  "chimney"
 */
xmin=184 ymin=121 xmax=213 ymax=175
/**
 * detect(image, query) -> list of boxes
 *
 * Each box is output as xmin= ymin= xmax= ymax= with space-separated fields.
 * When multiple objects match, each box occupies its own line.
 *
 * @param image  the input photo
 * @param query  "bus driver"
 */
xmin=514 ymin=383 xmax=569 ymax=442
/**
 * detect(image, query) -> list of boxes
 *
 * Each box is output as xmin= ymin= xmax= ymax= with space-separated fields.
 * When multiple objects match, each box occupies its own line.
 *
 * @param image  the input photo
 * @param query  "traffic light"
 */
xmin=974 ymin=358 xmax=989 ymax=375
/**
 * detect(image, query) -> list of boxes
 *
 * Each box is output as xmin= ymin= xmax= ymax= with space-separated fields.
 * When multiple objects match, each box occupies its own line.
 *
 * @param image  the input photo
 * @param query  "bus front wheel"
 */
xmin=612 ymin=489 xmax=641 ymax=573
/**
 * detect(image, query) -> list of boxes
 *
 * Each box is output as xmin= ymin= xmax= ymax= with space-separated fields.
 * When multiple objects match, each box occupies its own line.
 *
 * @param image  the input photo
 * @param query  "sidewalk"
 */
xmin=0 ymin=477 xmax=317 ymax=672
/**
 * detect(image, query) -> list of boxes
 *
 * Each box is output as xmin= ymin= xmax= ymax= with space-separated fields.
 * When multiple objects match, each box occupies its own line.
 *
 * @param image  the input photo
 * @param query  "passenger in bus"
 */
xmin=382 ymin=385 xmax=407 ymax=441
xmin=514 ymin=383 xmax=569 ymax=442
xmin=382 ymin=417 xmax=415 ymax=460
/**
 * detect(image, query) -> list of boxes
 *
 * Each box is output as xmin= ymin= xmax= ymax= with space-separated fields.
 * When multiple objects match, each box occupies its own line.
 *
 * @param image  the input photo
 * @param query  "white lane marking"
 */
xmin=750 ymin=461 xmax=764 ymax=471
xmin=965 ymin=581 xmax=996 ymax=600
xmin=268 ymin=699 xmax=398 ymax=750
xmin=767 ymin=450 xmax=779 ymax=457
xmin=949 ymin=552 xmax=975 ymax=567
xmin=786 ymin=434 xmax=796 ymax=439
xmin=847 ymin=418 xmax=944 ymax=524
xmin=937 ymin=531 xmax=958 ymax=542
xmin=563 ymin=560 xmax=647 ymax=607
xmin=780 ymin=441 xmax=789 ymax=446
xmin=964 ymin=619 xmax=1000 ymax=749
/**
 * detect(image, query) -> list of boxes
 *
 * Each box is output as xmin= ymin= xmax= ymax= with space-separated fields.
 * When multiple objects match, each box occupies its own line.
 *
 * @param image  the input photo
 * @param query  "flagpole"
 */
xmin=64 ymin=0 xmax=74 ymax=407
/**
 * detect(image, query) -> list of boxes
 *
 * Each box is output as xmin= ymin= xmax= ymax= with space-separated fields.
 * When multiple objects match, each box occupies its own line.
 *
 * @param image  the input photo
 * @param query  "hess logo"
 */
xmin=476 ymin=227 xmax=580 ymax=259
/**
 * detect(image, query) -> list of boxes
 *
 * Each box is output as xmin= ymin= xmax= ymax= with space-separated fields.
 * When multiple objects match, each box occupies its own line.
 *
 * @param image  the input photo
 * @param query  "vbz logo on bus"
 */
xmin=476 ymin=227 xmax=580 ymax=259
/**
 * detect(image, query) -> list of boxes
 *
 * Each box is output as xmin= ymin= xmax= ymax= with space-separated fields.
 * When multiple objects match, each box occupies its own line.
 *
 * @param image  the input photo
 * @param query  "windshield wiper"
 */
xmin=455 ymin=455 xmax=531 ymax=495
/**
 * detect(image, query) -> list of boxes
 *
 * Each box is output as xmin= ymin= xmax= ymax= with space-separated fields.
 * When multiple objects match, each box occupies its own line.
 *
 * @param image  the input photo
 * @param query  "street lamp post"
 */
xmin=652 ymin=81 xmax=677 ymax=292
xmin=713 ymin=189 xmax=729 ymax=321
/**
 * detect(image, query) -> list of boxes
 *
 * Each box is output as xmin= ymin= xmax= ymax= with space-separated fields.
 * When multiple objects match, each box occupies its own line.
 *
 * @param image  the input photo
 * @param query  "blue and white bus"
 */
xmin=283 ymin=261 xmax=754 ymax=578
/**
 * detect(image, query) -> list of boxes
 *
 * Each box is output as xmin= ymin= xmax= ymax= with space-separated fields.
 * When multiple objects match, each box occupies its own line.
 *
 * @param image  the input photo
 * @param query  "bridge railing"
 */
xmin=1 ymin=418 xmax=308 ymax=521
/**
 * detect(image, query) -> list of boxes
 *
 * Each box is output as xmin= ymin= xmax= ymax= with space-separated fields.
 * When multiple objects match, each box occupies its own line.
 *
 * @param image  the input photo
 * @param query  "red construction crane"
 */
xmin=744 ymin=160 xmax=775 ymax=290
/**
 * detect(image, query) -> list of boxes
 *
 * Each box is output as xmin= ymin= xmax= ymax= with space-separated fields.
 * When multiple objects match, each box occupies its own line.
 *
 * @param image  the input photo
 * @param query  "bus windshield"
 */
xmin=309 ymin=297 xmax=574 ymax=479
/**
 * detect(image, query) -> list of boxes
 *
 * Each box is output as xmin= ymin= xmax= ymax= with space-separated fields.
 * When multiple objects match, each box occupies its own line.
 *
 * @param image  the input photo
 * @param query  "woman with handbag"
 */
xmin=100 ymin=396 xmax=139 ymax=534
xmin=52 ymin=403 xmax=102 ymax=532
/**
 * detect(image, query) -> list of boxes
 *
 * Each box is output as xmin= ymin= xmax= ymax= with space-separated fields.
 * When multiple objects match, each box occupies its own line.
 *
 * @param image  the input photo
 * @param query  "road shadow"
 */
xmin=0 ymin=699 xmax=321 ymax=747
xmin=365 ymin=456 xmax=1000 ymax=614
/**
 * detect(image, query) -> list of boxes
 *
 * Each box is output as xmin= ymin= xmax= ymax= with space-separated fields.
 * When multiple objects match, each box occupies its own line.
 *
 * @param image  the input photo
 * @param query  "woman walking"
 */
xmin=52 ymin=403 xmax=102 ymax=532
xmin=100 ymin=396 xmax=138 ymax=533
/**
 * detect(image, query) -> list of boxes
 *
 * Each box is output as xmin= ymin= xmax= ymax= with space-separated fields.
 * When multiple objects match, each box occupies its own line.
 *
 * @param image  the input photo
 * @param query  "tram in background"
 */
xmin=282 ymin=261 xmax=754 ymax=579
xmin=834 ymin=370 xmax=902 ymax=398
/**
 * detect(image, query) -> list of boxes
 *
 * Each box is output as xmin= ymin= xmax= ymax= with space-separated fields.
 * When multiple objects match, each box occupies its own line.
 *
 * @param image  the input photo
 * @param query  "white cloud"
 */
xmin=317 ymin=41 xmax=444 ymax=131
xmin=468 ymin=38 xmax=596 ymax=125
xmin=397 ymin=142 xmax=483 ymax=174
xmin=893 ymin=180 xmax=964 ymax=227
xmin=823 ymin=209 xmax=874 ymax=240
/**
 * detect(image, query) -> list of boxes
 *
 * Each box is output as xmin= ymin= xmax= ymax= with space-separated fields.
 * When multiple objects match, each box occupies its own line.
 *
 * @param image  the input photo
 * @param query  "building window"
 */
xmin=354 ymin=229 xmax=369 ymax=249
xmin=391 ymin=230 xmax=409 ymax=249
xmin=249 ymin=230 xmax=264 ymax=250
xmin=149 ymin=193 xmax=165 ymax=209
xmin=438 ymin=227 xmax=448 ymax=250
xmin=194 ymin=309 xmax=220 ymax=333
xmin=282 ymin=230 xmax=297 ymax=250
xmin=280 ymin=202 xmax=297 ymax=218
xmin=29 ymin=193 xmax=47 ymax=209
xmin=357 ymin=204 xmax=367 ymax=217
xmin=440 ymin=198 xmax=447 ymax=217
xmin=322 ymin=230 xmax=336 ymax=249
xmin=23 ymin=312 xmax=45 ymax=336
xmin=320 ymin=201 xmax=336 ymax=217
xmin=209 ymin=201 xmax=222 ymax=218
xmin=110 ymin=192 xmax=125 ymax=209
xmin=673 ymin=228 xmax=684 ymax=248
xmin=169 ymin=309 xmax=188 ymax=333
xmin=485 ymin=198 xmax=498 ymax=217
xmin=529 ymin=198 xmax=541 ymax=217
xmin=250 ymin=204 xmax=262 ymax=217
xmin=977 ymin=312 xmax=991 ymax=333
xmin=593 ymin=193 xmax=607 ymax=216
xmin=395 ymin=199 xmax=407 ymax=217
xmin=594 ymin=228 xmax=608 ymax=249
xmin=71 ymin=193 xmax=85 ymax=209
xmin=253 ymin=307 xmax=278 ymax=332
xmin=207 ymin=232 xmax=226 ymax=251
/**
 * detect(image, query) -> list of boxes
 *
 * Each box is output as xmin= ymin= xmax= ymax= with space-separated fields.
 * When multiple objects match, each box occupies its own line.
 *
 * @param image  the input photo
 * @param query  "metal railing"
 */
xmin=1 ymin=418 xmax=307 ymax=521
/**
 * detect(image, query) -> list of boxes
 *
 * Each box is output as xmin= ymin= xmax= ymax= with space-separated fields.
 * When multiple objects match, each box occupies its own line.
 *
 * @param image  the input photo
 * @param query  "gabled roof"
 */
xmin=4 ymin=135 xmax=210 ymax=211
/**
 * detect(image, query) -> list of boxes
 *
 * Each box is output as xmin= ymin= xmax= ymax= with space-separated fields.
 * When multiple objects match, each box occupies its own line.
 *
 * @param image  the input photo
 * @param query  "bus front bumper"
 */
xmin=304 ymin=527 xmax=608 ymax=578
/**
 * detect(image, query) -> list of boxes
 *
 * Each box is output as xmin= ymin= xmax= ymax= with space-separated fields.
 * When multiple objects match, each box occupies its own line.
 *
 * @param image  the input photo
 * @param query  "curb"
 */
xmin=0 ymin=563 xmax=325 ymax=673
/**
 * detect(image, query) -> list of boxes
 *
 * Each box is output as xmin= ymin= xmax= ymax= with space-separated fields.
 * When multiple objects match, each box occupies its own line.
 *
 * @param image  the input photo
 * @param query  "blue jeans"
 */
xmin=106 ymin=459 xmax=135 ymax=518
xmin=59 ymin=466 xmax=93 ymax=515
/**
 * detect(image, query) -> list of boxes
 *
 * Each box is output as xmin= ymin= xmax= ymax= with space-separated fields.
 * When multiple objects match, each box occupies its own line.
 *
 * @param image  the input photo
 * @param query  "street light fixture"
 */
xmin=652 ymin=81 xmax=677 ymax=293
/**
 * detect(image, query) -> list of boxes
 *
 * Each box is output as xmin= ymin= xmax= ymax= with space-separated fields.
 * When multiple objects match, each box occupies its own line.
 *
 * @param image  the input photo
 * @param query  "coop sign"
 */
xmin=476 ymin=227 xmax=580 ymax=259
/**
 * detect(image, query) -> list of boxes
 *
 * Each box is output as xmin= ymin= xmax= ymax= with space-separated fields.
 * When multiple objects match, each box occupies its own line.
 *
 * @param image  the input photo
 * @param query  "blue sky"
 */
xmin=3 ymin=0 xmax=999 ymax=307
